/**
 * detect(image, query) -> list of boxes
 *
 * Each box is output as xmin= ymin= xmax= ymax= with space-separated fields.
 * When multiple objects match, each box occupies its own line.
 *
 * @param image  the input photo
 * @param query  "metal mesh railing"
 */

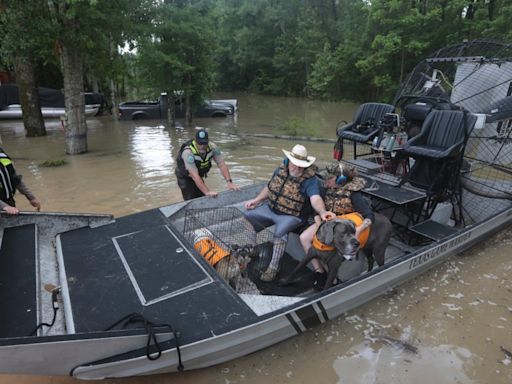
xmin=182 ymin=207 xmax=274 ymax=294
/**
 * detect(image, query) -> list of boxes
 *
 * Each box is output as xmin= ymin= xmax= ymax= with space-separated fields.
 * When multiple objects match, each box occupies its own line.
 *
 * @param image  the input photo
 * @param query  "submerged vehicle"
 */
xmin=0 ymin=40 xmax=511 ymax=380
xmin=0 ymin=84 xmax=103 ymax=119
xmin=118 ymin=93 xmax=236 ymax=120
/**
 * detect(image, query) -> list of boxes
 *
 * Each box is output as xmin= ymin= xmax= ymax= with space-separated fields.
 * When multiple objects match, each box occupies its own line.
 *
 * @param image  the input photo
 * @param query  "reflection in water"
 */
xmin=333 ymin=342 xmax=474 ymax=384
xmin=130 ymin=124 xmax=174 ymax=187
xmin=0 ymin=95 xmax=510 ymax=384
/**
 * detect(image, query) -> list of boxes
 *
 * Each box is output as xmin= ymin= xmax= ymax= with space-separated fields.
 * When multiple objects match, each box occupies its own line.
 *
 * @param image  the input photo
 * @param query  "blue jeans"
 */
xmin=243 ymin=203 xmax=303 ymax=239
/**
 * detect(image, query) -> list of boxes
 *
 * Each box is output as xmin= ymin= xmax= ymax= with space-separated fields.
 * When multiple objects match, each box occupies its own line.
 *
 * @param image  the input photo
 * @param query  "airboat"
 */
xmin=0 ymin=40 xmax=511 ymax=380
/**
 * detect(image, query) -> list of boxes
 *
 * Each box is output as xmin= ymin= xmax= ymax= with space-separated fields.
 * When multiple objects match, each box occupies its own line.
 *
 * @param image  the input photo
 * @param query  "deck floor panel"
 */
xmin=0 ymin=224 xmax=37 ymax=338
xmin=59 ymin=209 xmax=257 ymax=343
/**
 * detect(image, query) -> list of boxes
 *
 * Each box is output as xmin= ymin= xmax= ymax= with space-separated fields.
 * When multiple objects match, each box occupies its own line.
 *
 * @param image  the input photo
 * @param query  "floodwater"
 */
xmin=0 ymin=94 xmax=510 ymax=384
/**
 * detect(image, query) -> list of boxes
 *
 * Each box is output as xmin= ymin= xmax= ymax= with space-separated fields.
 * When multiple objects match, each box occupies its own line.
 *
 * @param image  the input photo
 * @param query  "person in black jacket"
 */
xmin=0 ymin=147 xmax=41 ymax=215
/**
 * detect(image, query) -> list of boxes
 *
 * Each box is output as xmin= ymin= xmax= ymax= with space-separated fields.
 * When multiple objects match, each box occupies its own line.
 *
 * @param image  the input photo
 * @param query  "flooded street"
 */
xmin=0 ymin=94 xmax=510 ymax=383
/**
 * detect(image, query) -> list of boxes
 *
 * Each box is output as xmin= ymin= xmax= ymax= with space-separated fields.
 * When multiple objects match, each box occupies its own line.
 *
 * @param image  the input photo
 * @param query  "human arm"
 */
xmin=217 ymin=160 xmax=240 ymax=191
xmin=310 ymin=194 xmax=335 ymax=221
xmin=17 ymin=179 xmax=41 ymax=211
xmin=244 ymin=186 xmax=269 ymax=210
xmin=351 ymin=191 xmax=373 ymax=236
xmin=211 ymin=143 xmax=240 ymax=191
xmin=1 ymin=179 xmax=40 ymax=215
xmin=304 ymin=177 xmax=335 ymax=221
xmin=182 ymin=149 xmax=218 ymax=197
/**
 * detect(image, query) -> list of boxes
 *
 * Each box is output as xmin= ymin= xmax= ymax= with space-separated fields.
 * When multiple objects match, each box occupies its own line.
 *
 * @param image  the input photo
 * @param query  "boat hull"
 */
xmin=0 ymin=205 xmax=509 ymax=379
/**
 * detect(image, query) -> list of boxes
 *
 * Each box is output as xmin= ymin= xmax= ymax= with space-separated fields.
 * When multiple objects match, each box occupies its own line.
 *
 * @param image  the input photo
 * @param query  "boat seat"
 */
xmin=400 ymin=110 xmax=477 ymax=223
xmin=402 ymin=110 xmax=477 ymax=160
xmin=336 ymin=102 xmax=395 ymax=159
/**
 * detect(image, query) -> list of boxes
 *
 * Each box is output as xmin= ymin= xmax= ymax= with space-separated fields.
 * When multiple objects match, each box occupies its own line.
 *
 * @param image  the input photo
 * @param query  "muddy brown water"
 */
xmin=0 ymin=94 xmax=510 ymax=383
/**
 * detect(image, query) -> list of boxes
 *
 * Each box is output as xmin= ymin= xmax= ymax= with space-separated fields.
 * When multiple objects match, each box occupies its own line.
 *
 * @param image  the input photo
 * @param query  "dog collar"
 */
xmin=312 ymin=234 xmax=336 ymax=251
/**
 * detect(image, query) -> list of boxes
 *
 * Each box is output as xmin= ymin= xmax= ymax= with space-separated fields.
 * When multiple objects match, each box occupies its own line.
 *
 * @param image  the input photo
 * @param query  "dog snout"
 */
xmin=351 ymin=238 xmax=360 ymax=249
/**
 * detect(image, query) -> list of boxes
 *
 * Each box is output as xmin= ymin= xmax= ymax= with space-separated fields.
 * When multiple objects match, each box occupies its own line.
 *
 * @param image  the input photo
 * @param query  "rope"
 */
xmin=104 ymin=313 xmax=184 ymax=371
xmin=30 ymin=288 xmax=60 ymax=336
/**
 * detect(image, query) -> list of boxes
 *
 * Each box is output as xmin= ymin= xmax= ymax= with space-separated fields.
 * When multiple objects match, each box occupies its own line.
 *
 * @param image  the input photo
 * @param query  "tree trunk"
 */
xmin=109 ymin=35 xmax=118 ymax=120
xmin=167 ymin=94 xmax=176 ymax=127
xmin=185 ymin=73 xmax=193 ymax=126
xmin=110 ymin=78 xmax=117 ymax=119
xmin=185 ymin=93 xmax=192 ymax=126
xmin=14 ymin=56 xmax=46 ymax=137
xmin=61 ymin=43 xmax=88 ymax=154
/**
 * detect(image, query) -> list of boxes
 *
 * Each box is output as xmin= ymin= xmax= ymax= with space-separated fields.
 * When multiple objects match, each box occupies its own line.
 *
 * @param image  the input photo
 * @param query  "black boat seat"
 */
xmin=402 ymin=110 xmax=477 ymax=159
xmin=399 ymin=110 xmax=477 ymax=224
xmin=337 ymin=102 xmax=395 ymax=143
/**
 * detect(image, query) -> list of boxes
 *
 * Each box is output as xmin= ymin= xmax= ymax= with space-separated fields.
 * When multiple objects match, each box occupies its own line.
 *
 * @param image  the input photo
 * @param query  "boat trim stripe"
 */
xmin=296 ymin=305 xmax=322 ymax=329
xmin=286 ymin=313 xmax=305 ymax=334
xmin=313 ymin=302 xmax=328 ymax=323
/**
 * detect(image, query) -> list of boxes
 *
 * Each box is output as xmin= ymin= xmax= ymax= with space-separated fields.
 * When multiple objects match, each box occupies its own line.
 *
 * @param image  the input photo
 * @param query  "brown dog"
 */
xmin=282 ymin=213 xmax=392 ymax=290
xmin=193 ymin=229 xmax=260 ymax=294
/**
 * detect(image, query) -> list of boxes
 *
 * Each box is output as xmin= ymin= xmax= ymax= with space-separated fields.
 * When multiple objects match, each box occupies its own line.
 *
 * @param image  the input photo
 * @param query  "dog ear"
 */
xmin=322 ymin=221 xmax=337 ymax=245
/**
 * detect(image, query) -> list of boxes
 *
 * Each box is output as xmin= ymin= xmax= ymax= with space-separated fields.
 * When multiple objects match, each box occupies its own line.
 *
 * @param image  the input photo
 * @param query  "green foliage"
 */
xmin=274 ymin=116 xmax=318 ymax=137
xmin=39 ymin=159 xmax=68 ymax=167
xmin=3 ymin=0 xmax=512 ymax=109
xmin=134 ymin=2 xmax=216 ymax=107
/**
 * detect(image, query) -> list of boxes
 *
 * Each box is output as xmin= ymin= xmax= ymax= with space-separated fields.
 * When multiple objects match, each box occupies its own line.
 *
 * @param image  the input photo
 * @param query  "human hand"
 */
xmin=206 ymin=191 xmax=218 ymax=198
xmin=29 ymin=198 xmax=41 ymax=211
xmin=227 ymin=181 xmax=241 ymax=191
xmin=320 ymin=210 xmax=336 ymax=221
xmin=2 ymin=205 xmax=19 ymax=215
xmin=244 ymin=199 xmax=258 ymax=210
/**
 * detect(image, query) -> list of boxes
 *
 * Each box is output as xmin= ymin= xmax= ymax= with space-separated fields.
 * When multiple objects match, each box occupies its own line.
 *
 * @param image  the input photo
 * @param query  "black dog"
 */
xmin=282 ymin=219 xmax=360 ymax=290
xmin=282 ymin=213 xmax=392 ymax=290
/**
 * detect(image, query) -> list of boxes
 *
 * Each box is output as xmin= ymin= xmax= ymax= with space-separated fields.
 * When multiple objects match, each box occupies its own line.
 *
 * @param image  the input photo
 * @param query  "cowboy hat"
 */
xmin=282 ymin=144 xmax=316 ymax=168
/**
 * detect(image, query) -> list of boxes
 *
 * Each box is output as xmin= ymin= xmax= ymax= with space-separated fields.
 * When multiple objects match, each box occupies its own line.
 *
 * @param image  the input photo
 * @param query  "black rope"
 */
xmin=104 ymin=313 xmax=184 ymax=371
xmin=29 ymin=288 xmax=60 ymax=336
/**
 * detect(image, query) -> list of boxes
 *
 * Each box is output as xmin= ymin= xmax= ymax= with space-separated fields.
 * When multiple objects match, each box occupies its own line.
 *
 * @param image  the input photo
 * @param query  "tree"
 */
xmin=135 ymin=2 xmax=216 ymax=126
xmin=47 ymin=0 xmax=149 ymax=154
xmin=0 ymin=0 xmax=55 ymax=137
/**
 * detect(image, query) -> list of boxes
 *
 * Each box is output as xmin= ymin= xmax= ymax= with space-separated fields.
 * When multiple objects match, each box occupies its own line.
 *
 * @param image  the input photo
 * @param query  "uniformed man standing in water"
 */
xmin=0 ymin=147 xmax=41 ymax=215
xmin=175 ymin=128 xmax=240 ymax=200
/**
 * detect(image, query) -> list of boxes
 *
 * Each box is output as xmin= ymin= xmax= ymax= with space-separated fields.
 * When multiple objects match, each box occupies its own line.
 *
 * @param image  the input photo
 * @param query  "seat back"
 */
xmin=425 ymin=110 xmax=467 ymax=148
xmin=405 ymin=110 xmax=477 ymax=158
xmin=353 ymin=102 xmax=395 ymax=127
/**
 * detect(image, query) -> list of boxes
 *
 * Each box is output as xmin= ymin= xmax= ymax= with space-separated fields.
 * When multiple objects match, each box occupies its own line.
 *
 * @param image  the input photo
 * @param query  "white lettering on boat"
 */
xmin=408 ymin=232 xmax=472 ymax=270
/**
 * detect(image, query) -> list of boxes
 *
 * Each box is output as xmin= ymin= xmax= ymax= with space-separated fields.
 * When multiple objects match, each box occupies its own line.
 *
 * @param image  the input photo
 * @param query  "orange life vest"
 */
xmin=312 ymin=212 xmax=370 ymax=251
xmin=193 ymin=237 xmax=230 ymax=266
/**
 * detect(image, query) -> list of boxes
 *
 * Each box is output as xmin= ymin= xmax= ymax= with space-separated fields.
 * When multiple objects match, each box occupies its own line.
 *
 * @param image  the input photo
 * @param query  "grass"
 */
xmin=39 ymin=159 xmax=68 ymax=167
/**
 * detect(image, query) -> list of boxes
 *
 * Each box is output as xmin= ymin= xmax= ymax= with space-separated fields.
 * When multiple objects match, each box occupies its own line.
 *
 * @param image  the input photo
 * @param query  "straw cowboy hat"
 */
xmin=282 ymin=144 xmax=316 ymax=168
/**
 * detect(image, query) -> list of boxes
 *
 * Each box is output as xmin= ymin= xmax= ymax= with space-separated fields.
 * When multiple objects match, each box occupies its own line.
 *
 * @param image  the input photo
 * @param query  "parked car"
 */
xmin=118 ymin=93 xmax=236 ymax=120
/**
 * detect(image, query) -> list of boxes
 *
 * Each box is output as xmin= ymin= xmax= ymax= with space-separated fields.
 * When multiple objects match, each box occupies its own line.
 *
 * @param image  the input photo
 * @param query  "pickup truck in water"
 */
xmin=118 ymin=93 xmax=237 ymax=120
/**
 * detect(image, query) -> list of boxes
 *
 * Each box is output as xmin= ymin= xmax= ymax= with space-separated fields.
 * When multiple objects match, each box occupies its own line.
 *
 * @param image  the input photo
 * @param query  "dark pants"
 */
xmin=177 ymin=176 xmax=204 ymax=201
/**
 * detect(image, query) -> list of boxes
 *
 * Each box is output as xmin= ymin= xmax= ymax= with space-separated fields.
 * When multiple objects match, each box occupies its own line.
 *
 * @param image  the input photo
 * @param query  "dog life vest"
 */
xmin=175 ymin=139 xmax=213 ymax=179
xmin=267 ymin=164 xmax=317 ymax=217
xmin=193 ymin=231 xmax=230 ymax=266
xmin=312 ymin=212 xmax=370 ymax=251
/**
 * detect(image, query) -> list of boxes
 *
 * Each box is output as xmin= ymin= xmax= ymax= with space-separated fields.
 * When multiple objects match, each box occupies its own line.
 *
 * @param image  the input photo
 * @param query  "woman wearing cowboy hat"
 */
xmin=244 ymin=144 xmax=334 ymax=282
